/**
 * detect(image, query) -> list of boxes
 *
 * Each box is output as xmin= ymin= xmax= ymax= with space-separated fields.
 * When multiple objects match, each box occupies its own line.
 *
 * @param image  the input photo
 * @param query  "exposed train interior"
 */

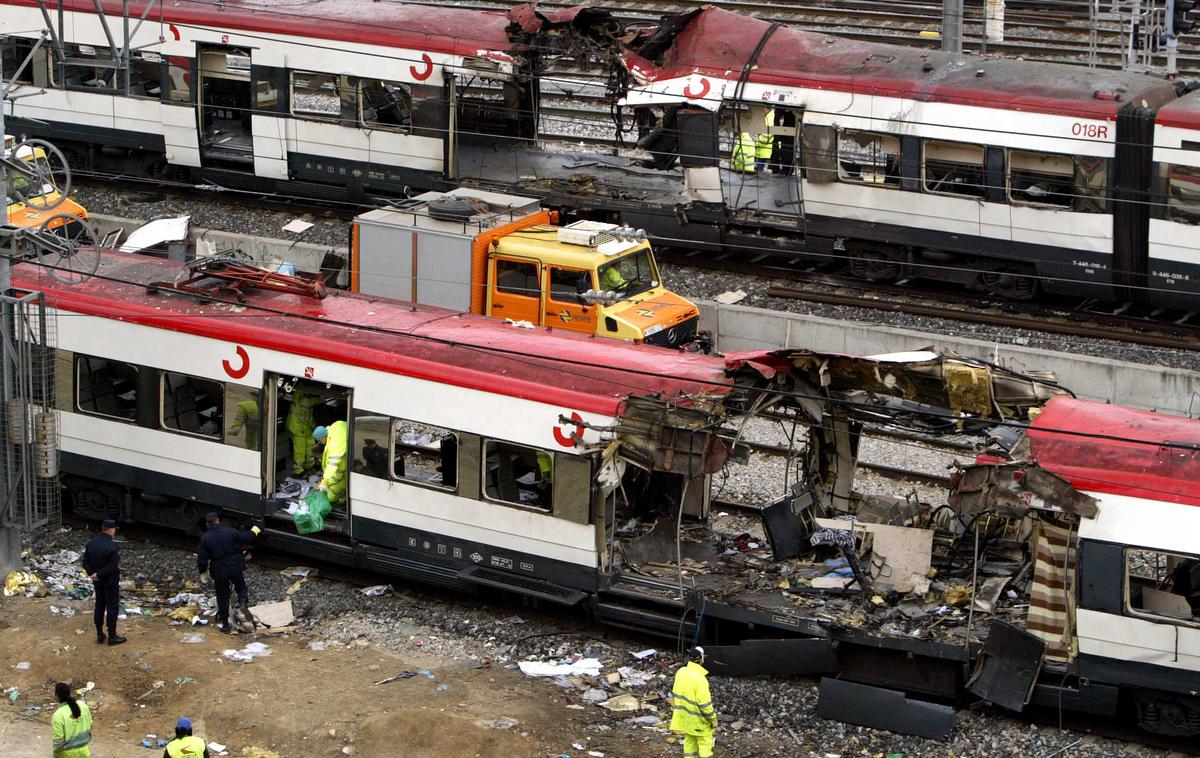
xmin=262 ymin=375 xmax=352 ymax=535
xmin=198 ymin=45 xmax=255 ymax=168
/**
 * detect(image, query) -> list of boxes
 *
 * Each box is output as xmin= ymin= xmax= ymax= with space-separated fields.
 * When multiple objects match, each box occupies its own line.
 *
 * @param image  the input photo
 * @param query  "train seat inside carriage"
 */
xmin=1128 ymin=551 xmax=1200 ymax=621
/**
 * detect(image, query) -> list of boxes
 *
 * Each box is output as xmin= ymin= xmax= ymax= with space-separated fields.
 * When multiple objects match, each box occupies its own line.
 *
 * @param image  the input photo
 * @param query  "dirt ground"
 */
xmin=0 ymin=595 xmax=770 ymax=757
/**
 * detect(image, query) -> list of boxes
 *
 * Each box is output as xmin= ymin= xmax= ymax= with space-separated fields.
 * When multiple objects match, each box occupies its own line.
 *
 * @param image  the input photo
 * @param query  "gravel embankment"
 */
xmin=22 ymin=525 xmax=1169 ymax=757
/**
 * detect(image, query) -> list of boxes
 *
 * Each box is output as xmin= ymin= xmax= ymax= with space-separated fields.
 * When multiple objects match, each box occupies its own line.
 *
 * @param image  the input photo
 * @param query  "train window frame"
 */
xmin=836 ymin=129 xmax=902 ymax=187
xmin=1007 ymin=149 xmax=1075 ymax=209
xmin=60 ymin=43 xmax=120 ymax=94
xmin=74 ymin=355 xmax=140 ymax=423
xmin=159 ymin=371 xmax=224 ymax=441
xmin=1164 ymin=163 xmax=1200 ymax=225
xmin=481 ymin=439 xmax=553 ymax=513
xmin=1 ymin=36 xmax=51 ymax=89
xmin=922 ymin=140 xmax=986 ymax=198
xmin=290 ymin=70 xmax=346 ymax=121
xmin=166 ymin=56 xmax=192 ymax=104
xmin=127 ymin=51 xmax=166 ymax=100
xmin=388 ymin=419 xmax=458 ymax=491
xmin=223 ymin=384 xmax=261 ymax=451
xmin=1124 ymin=546 xmax=1200 ymax=628
xmin=359 ymin=78 xmax=413 ymax=133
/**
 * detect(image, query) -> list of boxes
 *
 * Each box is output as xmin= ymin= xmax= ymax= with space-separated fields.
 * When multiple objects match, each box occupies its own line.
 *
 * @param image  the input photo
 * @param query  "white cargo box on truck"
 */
xmin=352 ymin=187 xmax=543 ymax=310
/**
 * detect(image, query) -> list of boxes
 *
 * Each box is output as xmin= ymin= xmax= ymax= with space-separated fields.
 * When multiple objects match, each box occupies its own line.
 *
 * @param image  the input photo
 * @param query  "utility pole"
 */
xmin=942 ymin=0 xmax=964 ymax=54
xmin=0 ymin=55 xmax=21 ymax=575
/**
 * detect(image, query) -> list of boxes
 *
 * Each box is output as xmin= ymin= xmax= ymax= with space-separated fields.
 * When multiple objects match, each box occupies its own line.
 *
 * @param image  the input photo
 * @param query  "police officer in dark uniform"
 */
xmin=197 ymin=512 xmax=260 ymax=634
xmin=82 ymin=518 xmax=126 ymax=646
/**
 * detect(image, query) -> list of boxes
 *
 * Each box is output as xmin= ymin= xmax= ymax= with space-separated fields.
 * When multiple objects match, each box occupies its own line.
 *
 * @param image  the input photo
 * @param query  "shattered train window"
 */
xmin=161 ymin=371 xmax=223 ymax=439
xmin=483 ymin=440 xmax=552 ymax=511
xmin=1166 ymin=163 xmax=1200 ymax=225
xmin=923 ymin=140 xmax=985 ymax=198
xmin=837 ymin=130 xmax=901 ymax=186
xmin=1126 ymin=547 xmax=1200 ymax=624
xmin=390 ymin=419 xmax=457 ymax=490
xmin=76 ymin=355 xmax=139 ymax=422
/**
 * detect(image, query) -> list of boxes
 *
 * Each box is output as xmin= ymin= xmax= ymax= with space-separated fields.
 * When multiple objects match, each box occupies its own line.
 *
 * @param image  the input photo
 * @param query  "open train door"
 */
xmin=261 ymin=373 xmax=355 ymax=540
xmin=196 ymin=45 xmax=255 ymax=171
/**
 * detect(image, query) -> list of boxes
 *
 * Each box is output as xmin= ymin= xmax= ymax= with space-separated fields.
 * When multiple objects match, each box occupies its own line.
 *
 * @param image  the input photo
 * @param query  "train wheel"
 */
xmin=848 ymin=250 xmax=903 ymax=283
xmin=980 ymin=270 xmax=1037 ymax=300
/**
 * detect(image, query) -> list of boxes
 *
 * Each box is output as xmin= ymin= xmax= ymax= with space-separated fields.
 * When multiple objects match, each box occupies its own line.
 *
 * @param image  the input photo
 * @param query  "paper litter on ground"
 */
xmin=517 ymin=658 xmax=602 ymax=678
xmin=223 ymin=642 xmax=272 ymax=662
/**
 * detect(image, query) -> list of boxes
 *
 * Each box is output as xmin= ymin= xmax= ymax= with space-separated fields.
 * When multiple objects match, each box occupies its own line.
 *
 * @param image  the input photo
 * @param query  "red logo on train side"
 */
xmin=222 ymin=345 xmax=250 ymax=379
xmin=553 ymin=412 xmax=585 ymax=448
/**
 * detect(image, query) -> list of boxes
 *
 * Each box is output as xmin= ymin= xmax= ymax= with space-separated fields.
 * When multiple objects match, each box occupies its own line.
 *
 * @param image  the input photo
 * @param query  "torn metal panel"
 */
xmin=816 ymin=677 xmax=956 ymax=740
xmin=614 ymin=395 xmax=729 ymax=476
xmin=967 ymin=620 xmax=1046 ymax=712
xmin=705 ymin=639 xmax=835 ymax=677
xmin=726 ymin=348 xmax=1070 ymax=424
xmin=761 ymin=492 xmax=815 ymax=561
xmin=949 ymin=463 xmax=1099 ymax=520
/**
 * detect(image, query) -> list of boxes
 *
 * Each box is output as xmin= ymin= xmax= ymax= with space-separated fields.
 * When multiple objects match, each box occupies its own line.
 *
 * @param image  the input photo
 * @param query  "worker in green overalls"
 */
xmin=286 ymin=390 xmax=320 ymax=476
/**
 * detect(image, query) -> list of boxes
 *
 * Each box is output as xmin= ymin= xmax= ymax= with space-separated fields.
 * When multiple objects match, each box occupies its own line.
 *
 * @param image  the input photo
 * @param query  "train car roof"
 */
xmin=11 ymin=254 xmax=730 ymax=415
xmin=4 ymin=0 xmax=513 ymax=56
xmin=1156 ymin=88 xmax=1200 ymax=130
xmin=643 ymin=8 xmax=1177 ymax=119
xmin=1028 ymin=397 xmax=1200 ymax=507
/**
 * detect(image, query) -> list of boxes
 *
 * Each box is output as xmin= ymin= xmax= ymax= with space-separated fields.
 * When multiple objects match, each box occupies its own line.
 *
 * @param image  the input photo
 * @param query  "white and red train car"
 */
xmin=15 ymin=251 xmax=728 ymax=597
xmin=1023 ymin=397 xmax=1200 ymax=731
xmin=620 ymin=7 xmax=1185 ymax=302
xmin=3 ymin=2 xmax=1199 ymax=306
xmin=9 ymin=252 xmax=1200 ymax=732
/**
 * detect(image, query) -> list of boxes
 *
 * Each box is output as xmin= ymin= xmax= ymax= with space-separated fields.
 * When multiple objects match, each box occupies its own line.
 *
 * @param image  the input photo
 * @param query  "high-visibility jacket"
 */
xmin=164 ymin=734 xmax=208 ymax=757
xmin=669 ymin=661 xmax=717 ymax=735
xmin=52 ymin=700 xmax=92 ymax=758
xmin=231 ymin=399 xmax=260 ymax=449
xmin=286 ymin=391 xmax=319 ymax=436
xmin=731 ymin=132 xmax=757 ymax=173
xmin=756 ymin=110 xmax=775 ymax=161
xmin=320 ymin=420 xmax=349 ymax=503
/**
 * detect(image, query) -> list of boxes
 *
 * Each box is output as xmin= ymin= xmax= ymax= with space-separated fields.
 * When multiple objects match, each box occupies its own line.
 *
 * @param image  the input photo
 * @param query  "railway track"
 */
xmin=658 ymin=248 xmax=1200 ymax=352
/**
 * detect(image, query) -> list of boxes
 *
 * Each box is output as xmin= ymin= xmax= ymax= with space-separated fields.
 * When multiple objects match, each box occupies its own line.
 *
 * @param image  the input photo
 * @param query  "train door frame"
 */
xmin=195 ymin=44 xmax=256 ymax=170
xmin=261 ymin=373 xmax=355 ymax=538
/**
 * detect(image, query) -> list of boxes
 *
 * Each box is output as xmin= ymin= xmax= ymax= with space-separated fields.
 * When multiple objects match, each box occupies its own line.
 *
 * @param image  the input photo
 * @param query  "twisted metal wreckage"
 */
xmin=600 ymin=348 xmax=1123 ymax=738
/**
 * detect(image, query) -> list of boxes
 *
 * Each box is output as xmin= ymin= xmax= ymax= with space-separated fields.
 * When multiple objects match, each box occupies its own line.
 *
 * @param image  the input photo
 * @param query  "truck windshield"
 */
xmin=597 ymin=249 xmax=657 ymax=297
xmin=4 ymin=156 xmax=55 ymax=205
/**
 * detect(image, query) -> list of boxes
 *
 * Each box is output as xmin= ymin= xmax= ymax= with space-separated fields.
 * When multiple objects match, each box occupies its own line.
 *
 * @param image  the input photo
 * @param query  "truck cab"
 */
xmin=352 ymin=189 xmax=701 ymax=348
xmin=3 ymin=134 xmax=88 ymax=233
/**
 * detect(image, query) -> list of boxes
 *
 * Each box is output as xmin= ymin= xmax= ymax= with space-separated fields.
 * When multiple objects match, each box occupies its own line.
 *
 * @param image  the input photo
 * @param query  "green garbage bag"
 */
xmin=306 ymin=489 xmax=333 ymax=516
xmin=293 ymin=489 xmax=333 ymax=534
xmin=293 ymin=507 xmax=324 ymax=535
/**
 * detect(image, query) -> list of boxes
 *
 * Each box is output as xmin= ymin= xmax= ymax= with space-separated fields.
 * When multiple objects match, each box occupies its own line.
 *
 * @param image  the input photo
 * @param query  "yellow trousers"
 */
xmin=683 ymin=731 xmax=714 ymax=758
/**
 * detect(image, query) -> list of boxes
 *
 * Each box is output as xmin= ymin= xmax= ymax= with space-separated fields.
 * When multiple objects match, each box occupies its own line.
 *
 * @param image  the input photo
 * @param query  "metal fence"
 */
xmin=0 ymin=288 xmax=59 ymax=531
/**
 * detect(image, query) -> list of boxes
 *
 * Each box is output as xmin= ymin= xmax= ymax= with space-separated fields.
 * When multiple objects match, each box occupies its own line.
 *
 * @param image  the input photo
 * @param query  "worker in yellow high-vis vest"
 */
xmin=51 ymin=682 xmax=92 ymax=758
xmin=755 ymin=110 xmax=775 ymax=173
xmin=731 ymin=131 xmax=757 ymax=174
xmin=314 ymin=420 xmax=349 ymax=505
xmin=669 ymin=647 xmax=718 ymax=758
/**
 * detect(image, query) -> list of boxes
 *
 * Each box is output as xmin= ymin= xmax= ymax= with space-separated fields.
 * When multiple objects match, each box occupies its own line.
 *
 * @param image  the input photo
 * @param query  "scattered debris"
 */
xmin=13 ymin=661 xmax=29 ymax=670
xmin=713 ymin=289 xmax=747 ymax=305
xmin=630 ymin=649 xmax=656 ymax=660
xmin=598 ymin=694 xmax=640 ymax=712
xmin=359 ymin=585 xmax=391 ymax=597
xmin=478 ymin=718 xmax=519 ymax=730
xmin=223 ymin=642 xmax=272 ymax=662
xmin=181 ymin=633 xmax=206 ymax=644
xmin=249 ymin=600 xmax=295 ymax=628
xmin=373 ymin=672 xmax=417 ymax=685
xmin=518 ymin=658 xmax=602 ymax=678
